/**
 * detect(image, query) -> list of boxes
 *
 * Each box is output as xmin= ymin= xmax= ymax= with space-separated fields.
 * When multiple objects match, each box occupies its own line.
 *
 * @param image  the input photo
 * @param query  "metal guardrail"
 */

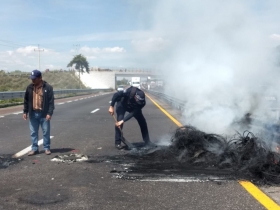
xmin=145 ymin=89 xmax=186 ymax=111
xmin=145 ymin=89 xmax=280 ymax=123
xmin=0 ymin=89 xmax=111 ymax=100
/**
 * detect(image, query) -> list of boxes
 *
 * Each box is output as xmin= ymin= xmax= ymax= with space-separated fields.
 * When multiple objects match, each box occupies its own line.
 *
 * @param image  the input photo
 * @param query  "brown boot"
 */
xmin=28 ymin=150 xmax=39 ymax=156
xmin=45 ymin=150 xmax=51 ymax=155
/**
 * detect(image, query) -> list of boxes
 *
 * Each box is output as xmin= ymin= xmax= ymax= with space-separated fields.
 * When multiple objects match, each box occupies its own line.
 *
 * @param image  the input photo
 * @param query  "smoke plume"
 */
xmin=142 ymin=0 xmax=280 ymax=134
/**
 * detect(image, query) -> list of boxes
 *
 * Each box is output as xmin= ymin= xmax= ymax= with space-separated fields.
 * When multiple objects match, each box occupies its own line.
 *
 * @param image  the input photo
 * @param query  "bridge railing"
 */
xmin=145 ymin=89 xmax=280 ymax=123
xmin=0 ymin=89 xmax=111 ymax=100
xmin=145 ymin=89 xmax=186 ymax=111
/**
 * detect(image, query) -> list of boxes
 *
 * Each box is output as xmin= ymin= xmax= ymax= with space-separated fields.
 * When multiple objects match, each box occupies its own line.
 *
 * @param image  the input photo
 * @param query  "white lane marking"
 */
xmin=12 ymin=136 xmax=54 ymax=158
xmin=109 ymin=101 xmax=111 ymax=103
xmin=0 ymin=116 xmax=4 ymax=118
xmin=141 ymin=178 xmax=203 ymax=182
xmin=74 ymin=99 xmax=78 ymax=101
xmin=140 ymin=177 xmax=226 ymax=183
xmin=57 ymin=102 xmax=65 ymax=105
xmin=13 ymin=112 xmax=22 ymax=115
xmin=91 ymin=109 xmax=100 ymax=113
xmin=67 ymin=101 xmax=72 ymax=103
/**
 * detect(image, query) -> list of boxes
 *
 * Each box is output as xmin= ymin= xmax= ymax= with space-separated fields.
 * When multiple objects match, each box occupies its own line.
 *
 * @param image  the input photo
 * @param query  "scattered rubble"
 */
xmin=51 ymin=153 xmax=88 ymax=163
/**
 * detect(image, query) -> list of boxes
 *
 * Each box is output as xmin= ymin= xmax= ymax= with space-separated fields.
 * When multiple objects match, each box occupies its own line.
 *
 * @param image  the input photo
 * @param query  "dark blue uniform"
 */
xmin=110 ymin=86 xmax=151 ymax=145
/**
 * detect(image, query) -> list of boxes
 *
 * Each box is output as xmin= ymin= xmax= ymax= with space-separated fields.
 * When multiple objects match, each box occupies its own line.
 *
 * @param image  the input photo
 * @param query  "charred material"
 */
xmin=170 ymin=125 xmax=280 ymax=184
xmin=0 ymin=154 xmax=21 ymax=169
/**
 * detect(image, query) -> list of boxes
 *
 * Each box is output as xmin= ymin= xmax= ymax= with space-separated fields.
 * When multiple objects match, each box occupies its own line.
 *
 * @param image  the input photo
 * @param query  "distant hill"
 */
xmin=0 ymin=71 xmax=86 ymax=91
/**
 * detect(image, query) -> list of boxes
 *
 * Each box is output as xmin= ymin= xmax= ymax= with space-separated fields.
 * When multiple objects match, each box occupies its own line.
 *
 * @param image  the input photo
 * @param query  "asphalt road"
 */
xmin=0 ymin=91 xmax=277 ymax=210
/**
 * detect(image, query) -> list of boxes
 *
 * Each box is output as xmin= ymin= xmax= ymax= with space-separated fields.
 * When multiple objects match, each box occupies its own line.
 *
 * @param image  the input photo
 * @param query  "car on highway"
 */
xmin=117 ymin=85 xmax=124 ymax=91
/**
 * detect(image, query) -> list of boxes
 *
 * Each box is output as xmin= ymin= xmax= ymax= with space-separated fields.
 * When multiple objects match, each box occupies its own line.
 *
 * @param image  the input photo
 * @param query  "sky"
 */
xmin=2 ymin=0 xmax=280 ymax=135
xmin=0 ymin=0 xmax=160 ymax=71
xmin=0 ymin=0 xmax=279 ymax=72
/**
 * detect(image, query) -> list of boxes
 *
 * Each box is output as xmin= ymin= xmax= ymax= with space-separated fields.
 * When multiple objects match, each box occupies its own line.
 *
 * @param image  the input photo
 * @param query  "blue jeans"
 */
xmin=29 ymin=111 xmax=51 ymax=151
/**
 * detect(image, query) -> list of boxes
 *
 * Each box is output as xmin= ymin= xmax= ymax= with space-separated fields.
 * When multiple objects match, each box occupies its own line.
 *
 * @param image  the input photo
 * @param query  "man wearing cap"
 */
xmin=108 ymin=86 xmax=152 ymax=149
xmin=23 ymin=70 xmax=55 ymax=155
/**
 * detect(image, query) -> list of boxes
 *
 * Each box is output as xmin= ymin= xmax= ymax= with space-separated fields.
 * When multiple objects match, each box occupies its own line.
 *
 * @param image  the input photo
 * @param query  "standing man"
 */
xmin=108 ymin=86 xmax=152 ymax=149
xmin=23 ymin=70 xmax=55 ymax=155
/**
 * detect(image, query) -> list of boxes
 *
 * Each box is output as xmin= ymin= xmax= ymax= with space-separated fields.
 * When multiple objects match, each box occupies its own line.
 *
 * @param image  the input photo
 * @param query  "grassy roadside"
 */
xmin=0 ymin=71 xmax=88 ymax=108
xmin=0 ymin=71 xmax=86 ymax=91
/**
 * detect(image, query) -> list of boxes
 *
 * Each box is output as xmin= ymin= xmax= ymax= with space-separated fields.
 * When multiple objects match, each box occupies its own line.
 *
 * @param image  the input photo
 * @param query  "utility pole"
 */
xmin=34 ymin=44 xmax=44 ymax=70
xmin=73 ymin=44 xmax=81 ymax=88
xmin=73 ymin=44 xmax=80 ymax=55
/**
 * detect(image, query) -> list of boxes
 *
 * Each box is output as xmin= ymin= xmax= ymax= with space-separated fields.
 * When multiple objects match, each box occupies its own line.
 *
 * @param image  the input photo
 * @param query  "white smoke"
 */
xmin=140 ymin=0 xmax=280 ymax=134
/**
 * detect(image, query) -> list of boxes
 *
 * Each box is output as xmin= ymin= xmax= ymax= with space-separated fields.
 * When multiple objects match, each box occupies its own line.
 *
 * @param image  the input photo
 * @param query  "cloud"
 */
xmin=0 ymin=46 xmax=66 ymax=71
xmin=15 ymin=46 xmax=37 ymax=55
xmin=103 ymin=47 xmax=126 ymax=53
xmin=7 ymin=51 xmax=13 ymax=55
xmin=45 ymin=64 xmax=55 ymax=69
xmin=270 ymin=34 xmax=280 ymax=41
xmin=47 ymin=30 xmax=153 ymax=44
xmin=131 ymin=37 xmax=169 ymax=52
xmin=80 ymin=46 xmax=126 ymax=54
xmin=0 ymin=44 xmax=129 ymax=71
xmin=86 ymin=55 xmax=97 ymax=59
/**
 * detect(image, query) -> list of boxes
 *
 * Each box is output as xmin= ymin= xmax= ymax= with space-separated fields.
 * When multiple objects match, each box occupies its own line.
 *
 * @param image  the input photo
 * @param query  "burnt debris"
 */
xmin=88 ymin=125 xmax=280 ymax=185
xmin=0 ymin=155 xmax=21 ymax=169
xmin=170 ymin=125 xmax=280 ymax=184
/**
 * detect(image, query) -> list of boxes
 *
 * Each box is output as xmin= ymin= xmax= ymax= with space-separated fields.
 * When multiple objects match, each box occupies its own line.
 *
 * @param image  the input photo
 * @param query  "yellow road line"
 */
xmin=239 ymin=181 xmax=280 ymax=210
xmin=145 ymin=93 xmax=183 ymax=127
xmin=146 ymin=92 xmax=280 ymax=210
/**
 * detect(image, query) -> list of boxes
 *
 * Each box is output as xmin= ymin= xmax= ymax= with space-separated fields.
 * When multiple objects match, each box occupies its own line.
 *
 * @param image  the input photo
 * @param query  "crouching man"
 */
xmin=108 ymin=86 xmax=152 ymax=149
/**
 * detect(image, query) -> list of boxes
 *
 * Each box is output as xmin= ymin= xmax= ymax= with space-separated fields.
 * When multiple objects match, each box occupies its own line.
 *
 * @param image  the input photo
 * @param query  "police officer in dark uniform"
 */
xmin=108 ymin=86 xmax=151 ymax=149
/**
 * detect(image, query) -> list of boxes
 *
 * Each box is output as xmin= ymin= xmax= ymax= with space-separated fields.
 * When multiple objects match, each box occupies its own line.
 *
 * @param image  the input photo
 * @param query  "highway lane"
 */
xmin=0 ymin=93 xmax=113 ymax=155
xmin=0 ymin=92 xmax=272 ymax=209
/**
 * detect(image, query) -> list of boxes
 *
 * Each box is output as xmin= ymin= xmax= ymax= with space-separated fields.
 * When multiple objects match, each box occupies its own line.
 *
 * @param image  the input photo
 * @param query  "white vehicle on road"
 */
xmin=131 ymin=77 xmax=141 ymax=89
xmin=117 ymin=85 xmax=124 ymax=91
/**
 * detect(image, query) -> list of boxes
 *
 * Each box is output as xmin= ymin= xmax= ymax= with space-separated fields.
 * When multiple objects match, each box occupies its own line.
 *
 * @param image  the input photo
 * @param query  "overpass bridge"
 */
xmin=77 ymin=69 xmax=161 ymax=89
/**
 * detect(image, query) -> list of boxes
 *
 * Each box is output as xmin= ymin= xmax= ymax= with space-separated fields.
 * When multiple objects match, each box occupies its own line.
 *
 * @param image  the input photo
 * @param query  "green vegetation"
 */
xmin=0 ymin=70 xmax=86 ymax=92
xmin=67 ymin=54 xmax=90 ymax=89
xmin=67 ymin=54 xmax=89 ymax=73
xmin=0 ymin=98 xmax=23 ymax=107
xmin=116 ymin=78 xmax=129 ymax=86
xmin=0 ymin=70 xmax=89 ymax=108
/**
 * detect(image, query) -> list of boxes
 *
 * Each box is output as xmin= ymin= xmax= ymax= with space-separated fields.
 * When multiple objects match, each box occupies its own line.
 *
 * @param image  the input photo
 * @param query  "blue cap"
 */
xmin=30 ymin=70 xmax=42 ymax=79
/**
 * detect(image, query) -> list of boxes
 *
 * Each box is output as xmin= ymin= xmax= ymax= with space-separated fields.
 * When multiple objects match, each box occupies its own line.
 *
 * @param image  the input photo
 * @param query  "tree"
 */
xmin=117 ymin=78 xmax=129 ymax=86
xmin=67 ymin=54 xmax=89 ymax=73
xmin=67 ymin=54 xmax=90 ymax=89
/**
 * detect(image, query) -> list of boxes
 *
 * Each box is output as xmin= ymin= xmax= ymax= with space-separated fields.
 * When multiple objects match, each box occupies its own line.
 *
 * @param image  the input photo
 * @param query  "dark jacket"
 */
xmin=23 ymin=81 xmax=55 ymax=117
xmin=110 ymin=86 xmax=146 ymax=122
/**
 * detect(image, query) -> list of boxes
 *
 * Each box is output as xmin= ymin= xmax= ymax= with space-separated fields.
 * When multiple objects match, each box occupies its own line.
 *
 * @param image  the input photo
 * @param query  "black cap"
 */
xmin=135 ymin=90 xmax=145 ymax=105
